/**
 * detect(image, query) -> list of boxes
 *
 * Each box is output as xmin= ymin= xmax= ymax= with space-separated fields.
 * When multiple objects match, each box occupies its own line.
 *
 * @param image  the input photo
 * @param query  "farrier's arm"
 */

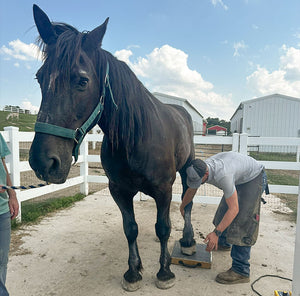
xmin=180 ymin=187 xmax=198 ymax=217
xmin=204 ymin=190 xmax=239 ymax=251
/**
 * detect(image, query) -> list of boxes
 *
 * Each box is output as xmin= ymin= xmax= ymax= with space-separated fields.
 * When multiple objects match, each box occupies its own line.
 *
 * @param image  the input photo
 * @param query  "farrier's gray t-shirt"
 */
xmin=187 ymin=152 xmax=264 ymax=199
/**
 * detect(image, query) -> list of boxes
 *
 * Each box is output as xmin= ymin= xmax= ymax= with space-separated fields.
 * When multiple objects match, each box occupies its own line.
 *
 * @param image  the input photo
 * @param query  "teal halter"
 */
xmin=34 ymin=62 xmax=117 ymax=162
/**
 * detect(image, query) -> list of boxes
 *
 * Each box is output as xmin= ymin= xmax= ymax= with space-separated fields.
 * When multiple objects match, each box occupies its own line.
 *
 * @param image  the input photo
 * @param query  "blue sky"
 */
xmin=1 ymin=0 xmax=300 ymax=120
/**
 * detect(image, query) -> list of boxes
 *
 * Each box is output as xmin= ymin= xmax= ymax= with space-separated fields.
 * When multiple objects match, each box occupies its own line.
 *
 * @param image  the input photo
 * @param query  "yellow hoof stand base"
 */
xmin=171 ymin=241 xmax=212 ymax=269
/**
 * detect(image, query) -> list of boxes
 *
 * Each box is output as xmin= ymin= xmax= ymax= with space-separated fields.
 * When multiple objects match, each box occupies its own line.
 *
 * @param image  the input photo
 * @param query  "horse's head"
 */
xmin=29 ymin=5 xmax=109 ymax=183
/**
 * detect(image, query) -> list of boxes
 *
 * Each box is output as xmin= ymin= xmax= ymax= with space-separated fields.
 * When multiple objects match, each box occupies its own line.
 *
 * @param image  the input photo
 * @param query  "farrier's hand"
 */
xmin=204 ymin=231 xmax=219 ymax=252
xmin=0 ymin=186 xmax=5 ymax=193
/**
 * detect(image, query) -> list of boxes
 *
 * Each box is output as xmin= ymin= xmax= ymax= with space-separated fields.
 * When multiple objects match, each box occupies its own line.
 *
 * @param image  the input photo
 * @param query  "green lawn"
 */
xmin=11 ymin=193 xmax=85 ymax=230
xmin=0 ymin=111 xmax=37 ymax=132
xmin=250 ymin=151 xmax=298 ymax=162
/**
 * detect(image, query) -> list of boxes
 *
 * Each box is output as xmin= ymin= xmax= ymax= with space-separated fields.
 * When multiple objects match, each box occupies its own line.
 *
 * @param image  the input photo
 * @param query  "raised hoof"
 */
xmin=155 ymin=277 xmax=175 ymax=289
xmin=121 ymin=278 xmax=142 ymax=292
xmin=181 ymin=243 xmax=196 ymax=256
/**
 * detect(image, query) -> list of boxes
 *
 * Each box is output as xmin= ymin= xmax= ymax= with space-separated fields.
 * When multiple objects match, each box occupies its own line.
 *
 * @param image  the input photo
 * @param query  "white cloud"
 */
xmin=280 ymin=45 xmax=300 ymax=81
xmin=21 ymin=100 xmax=39 ymax=114
xmin=211 ymin=0 xmax=229 ymax=10
xmin=0 ymin=39 xmax=42 ymax=61
xmin=233 ymin=41 xmax=247 ymax=57
xmin=115 ymin=44 xmax=235 ymax=119
xmin=115 ymin=49 xmax=133 ymax=65
xmin=247 ymin=45 xmax=300 ymax=97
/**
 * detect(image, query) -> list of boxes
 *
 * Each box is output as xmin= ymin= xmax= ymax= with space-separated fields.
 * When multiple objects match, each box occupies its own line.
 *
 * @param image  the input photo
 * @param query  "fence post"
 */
xmin=4 ymin=126 xmax=21 ymax=222
xmin=92 ymin=127 xmax=97 ymax=150
xmin=293 ymin=177 xmax=300 ymax=295
xmin=239 ymin=133 xmax=248 ymax=155
xmin=80 ymin=137 xmax=89 ymax=195
xmin=297 ymin=145 xmax=300 ymax=162
xmin=232 ymin=133 xmax=239 ymax=152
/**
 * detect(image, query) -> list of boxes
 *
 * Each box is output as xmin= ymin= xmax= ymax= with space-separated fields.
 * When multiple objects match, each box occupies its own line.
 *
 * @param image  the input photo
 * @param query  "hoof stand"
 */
xmin=171 ymin=241 xmax=212 ymax=269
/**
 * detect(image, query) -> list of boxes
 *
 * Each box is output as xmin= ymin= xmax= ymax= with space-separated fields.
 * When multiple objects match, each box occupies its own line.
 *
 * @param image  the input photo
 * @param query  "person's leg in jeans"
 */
xmin=231 ymin=245 xmax=251 ymax=277
xmin=0 ymin=211 xmax=11 ymax=296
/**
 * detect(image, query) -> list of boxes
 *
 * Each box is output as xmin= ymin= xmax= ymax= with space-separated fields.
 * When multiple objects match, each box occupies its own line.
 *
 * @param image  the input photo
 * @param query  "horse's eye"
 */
xmin=78 ymin=77 xmax=89 ymax=87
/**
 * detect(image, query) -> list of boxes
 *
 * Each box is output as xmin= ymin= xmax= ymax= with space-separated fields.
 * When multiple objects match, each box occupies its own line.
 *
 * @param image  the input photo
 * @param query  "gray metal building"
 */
xmin=230 ymin=93 xmax=300 ymax=152
xmin=153 ymin=92 xmax=204 ymax=134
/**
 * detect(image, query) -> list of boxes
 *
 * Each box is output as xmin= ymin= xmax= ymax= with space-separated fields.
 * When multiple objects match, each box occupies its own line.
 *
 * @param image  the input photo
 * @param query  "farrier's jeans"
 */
xmin=0 ymin=211 xmax=11 ymax=296
xmin=218 ymin=230 xmax=251 ymax=277
xmin=231 ymin=245 xmax=251 ymax=277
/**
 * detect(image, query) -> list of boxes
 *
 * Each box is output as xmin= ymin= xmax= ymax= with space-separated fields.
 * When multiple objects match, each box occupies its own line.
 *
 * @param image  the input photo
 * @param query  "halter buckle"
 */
xmin=74 ymin=127 xmax=84 ymax=144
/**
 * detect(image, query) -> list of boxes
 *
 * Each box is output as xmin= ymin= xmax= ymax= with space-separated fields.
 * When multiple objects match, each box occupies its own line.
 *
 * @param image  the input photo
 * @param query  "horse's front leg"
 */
xmin=109 ymin=184 xmax=142 ymax=291
xmin=179 ymin=170 xmax=196 ymax=255
xmin=180 ymin=201 xmax=196 ymax=255
xmin=154 ymin=191 xmax=175 ymax=289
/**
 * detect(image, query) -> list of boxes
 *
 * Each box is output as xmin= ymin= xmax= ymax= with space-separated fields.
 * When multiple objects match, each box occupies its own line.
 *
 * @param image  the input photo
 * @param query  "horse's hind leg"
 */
xmin=109 ymin=183 xmax=142 ymax=291
xmin=154 ymin=189 xmax=175 ymax=289
xmin=179 ymin=169 xmax=196 ymax=255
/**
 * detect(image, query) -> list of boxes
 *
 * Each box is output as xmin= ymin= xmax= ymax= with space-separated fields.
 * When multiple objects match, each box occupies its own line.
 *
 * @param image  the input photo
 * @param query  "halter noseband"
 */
xmin=34 ymin=62 xmax=117 ymax=162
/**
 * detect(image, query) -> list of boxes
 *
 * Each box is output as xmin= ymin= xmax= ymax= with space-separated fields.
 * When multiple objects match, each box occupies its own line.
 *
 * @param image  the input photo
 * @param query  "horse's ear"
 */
xmin=33 ymin=4 xmax=57 ymax=45
xmin=83 ymin=18 xmax=109 ymax=50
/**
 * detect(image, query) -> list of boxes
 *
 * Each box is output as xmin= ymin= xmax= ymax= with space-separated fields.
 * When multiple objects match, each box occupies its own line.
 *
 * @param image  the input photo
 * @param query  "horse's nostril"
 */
xmin=49 ymin=155 xmax=61 ymax=172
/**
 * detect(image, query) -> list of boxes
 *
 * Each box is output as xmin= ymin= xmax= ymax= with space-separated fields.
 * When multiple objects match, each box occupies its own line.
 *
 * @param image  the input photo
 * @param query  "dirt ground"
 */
xmin=6 ymin=188 xmax=295 ymax=296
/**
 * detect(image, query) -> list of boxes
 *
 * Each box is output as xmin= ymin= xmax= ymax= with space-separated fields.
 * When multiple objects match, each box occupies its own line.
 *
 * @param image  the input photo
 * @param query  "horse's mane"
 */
xmin=38 ymin=23 xmax=158 ymax=155
xmin=100 ymin=51 xmax=158 ymax=155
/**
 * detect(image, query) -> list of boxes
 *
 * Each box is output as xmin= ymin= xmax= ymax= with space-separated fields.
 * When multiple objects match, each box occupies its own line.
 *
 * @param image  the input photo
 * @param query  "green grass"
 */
xmin=0 ymin=111 xmax=37 ymax=132
xmin=11 ymin=193 xmax=85 ymax=230
xmin=250 ymin=151 xmax=297 ymax=162
xmin=266 ymin=170 xmax=299 ymax=186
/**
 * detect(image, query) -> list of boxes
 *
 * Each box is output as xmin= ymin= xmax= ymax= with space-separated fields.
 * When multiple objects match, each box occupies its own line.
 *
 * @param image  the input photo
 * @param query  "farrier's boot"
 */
xmin=215 ymin=268 xmax=250 ymax=284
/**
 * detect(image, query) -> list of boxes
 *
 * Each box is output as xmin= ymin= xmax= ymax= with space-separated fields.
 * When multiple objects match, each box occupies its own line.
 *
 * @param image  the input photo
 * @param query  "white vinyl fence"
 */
xmin=1 ymin=126 xmax=300 ymax=295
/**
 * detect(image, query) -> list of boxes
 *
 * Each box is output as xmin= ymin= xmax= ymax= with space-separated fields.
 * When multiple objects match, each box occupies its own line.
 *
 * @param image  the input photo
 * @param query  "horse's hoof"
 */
xmin=155 ymin=277 xmax=175 ymax=289
xmin=121 ymin=278 xmax=142 ymax=292
xmin=181 ymin=244 xmax=196 ymax=256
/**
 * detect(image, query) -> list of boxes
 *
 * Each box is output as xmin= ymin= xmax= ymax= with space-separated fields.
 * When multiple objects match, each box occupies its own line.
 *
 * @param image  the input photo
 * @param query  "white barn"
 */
xmin=230 ymin=93 xmax=300 ymax=152
xmin=153 ymin=92 xmax=204 ymax=135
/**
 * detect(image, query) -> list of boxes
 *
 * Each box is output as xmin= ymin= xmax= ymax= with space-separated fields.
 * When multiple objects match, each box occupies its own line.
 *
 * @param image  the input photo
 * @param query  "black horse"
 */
xmin=29 ymin=4 xmax=196 ymax=291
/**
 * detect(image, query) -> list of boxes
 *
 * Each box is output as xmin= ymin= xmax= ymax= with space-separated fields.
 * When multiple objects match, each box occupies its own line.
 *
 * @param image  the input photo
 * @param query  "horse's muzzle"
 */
xmin=29 ymin=133 xmax=73 ymax=183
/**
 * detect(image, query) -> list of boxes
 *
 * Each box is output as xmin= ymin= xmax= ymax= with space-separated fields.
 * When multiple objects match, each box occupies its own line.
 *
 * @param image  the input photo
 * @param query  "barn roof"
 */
xmin=153 ymin=92 xmax=204 ymax=119
xmin=207 ymin=125 xmax=227 ymax=131
xmin=230 ymin=93 xmax=300 ymax=120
